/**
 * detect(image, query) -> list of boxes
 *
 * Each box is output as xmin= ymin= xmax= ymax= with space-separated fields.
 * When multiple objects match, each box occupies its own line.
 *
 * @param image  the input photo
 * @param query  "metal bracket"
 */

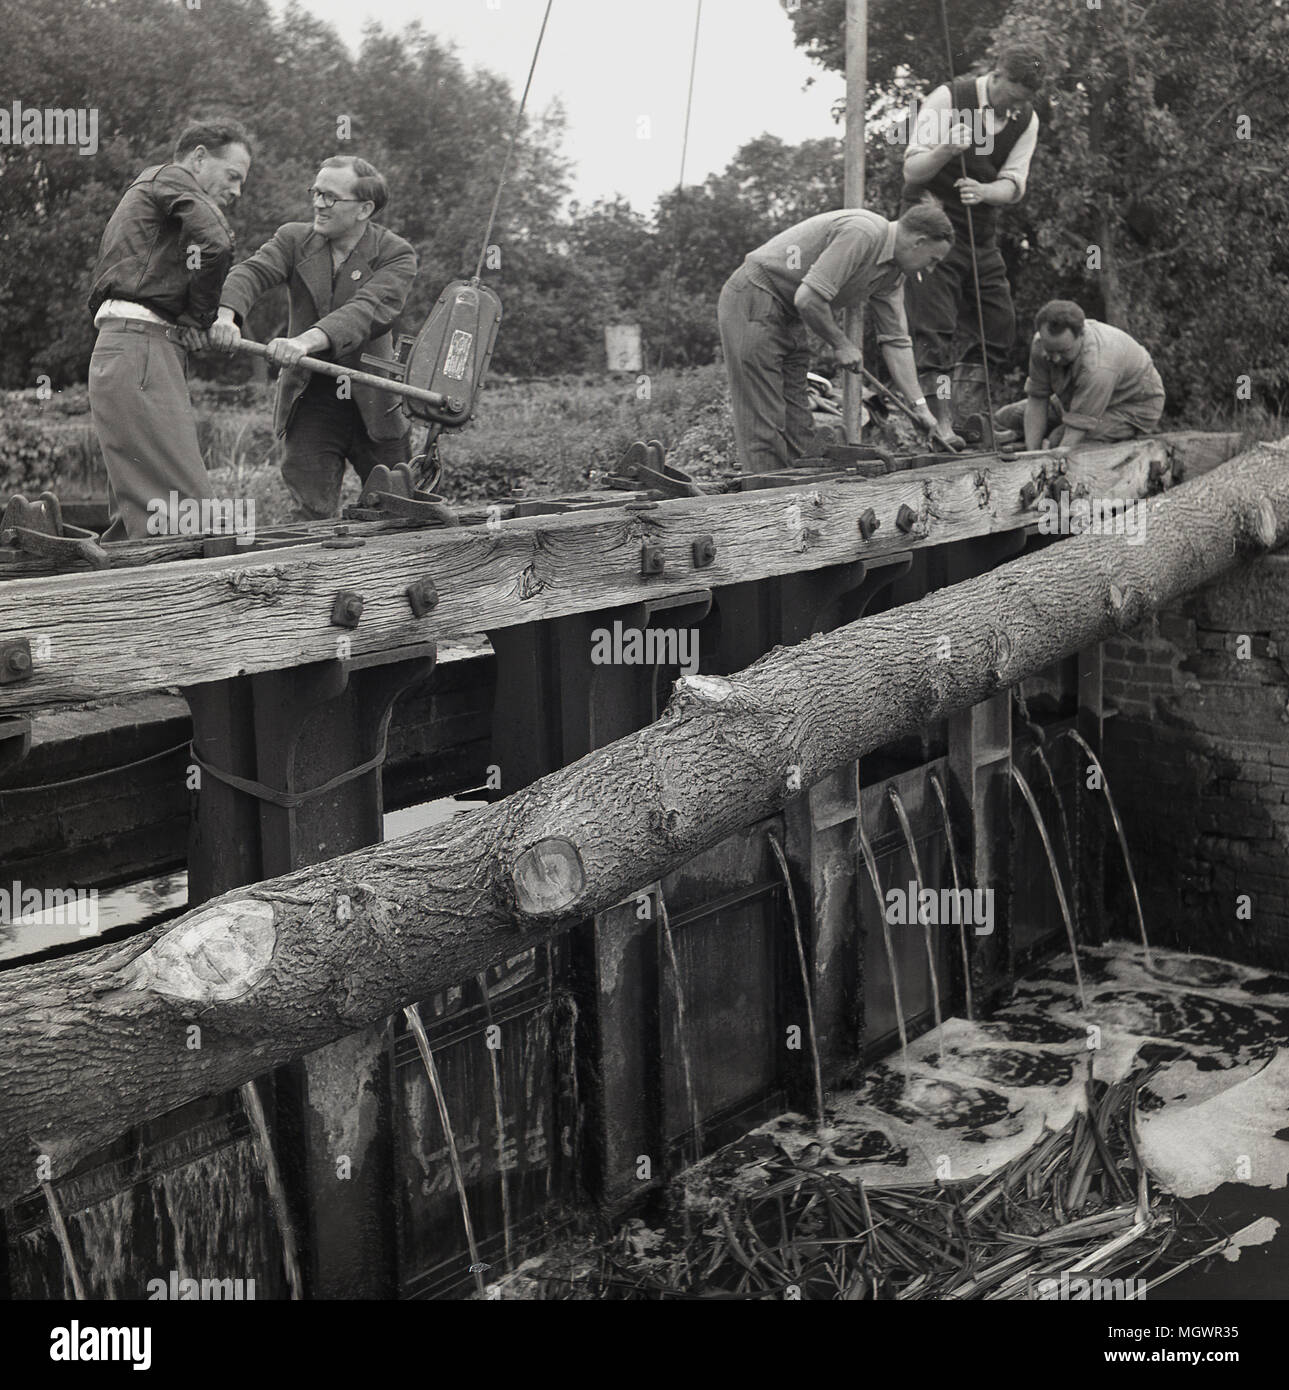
xmin=0 ymin=638 xmax=32 ymax=685
xmin=1 ymin=493 xmax=109 ymax=570
xmin=0 ymin=713 xmax=31 ymax=773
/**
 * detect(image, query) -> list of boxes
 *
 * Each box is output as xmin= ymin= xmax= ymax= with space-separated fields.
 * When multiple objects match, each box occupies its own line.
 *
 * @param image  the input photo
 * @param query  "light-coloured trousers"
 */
xmin=87 ymin=319 xmax=212 ymax=542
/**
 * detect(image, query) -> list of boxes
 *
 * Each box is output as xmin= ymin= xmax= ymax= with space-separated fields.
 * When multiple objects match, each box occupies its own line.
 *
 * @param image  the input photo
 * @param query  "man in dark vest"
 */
xmin=210 ymin=156 xmax=417 ymax=520
xmin=901 ymin=43 xmax=1045 ymax=435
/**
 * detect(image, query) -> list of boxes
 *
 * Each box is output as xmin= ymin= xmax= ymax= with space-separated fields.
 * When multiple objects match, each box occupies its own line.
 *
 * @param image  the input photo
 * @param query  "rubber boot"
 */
xmin=952 ymin=362 xmax=996 ymax=447
xmin=918 ymin=371 xmax=964 ymax=451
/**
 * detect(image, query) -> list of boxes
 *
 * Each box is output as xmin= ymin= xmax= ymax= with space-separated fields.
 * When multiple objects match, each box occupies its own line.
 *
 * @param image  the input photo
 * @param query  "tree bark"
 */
xmin=1 ymin=439 xmax=1286 ymax=1206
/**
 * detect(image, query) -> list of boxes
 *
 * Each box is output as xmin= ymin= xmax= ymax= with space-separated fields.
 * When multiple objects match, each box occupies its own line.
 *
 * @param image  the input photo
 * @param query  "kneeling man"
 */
xmin=997 ymin=300 xmax=1165 ymax=450
xmin=211 ymin=155 xmax=417 ymax=519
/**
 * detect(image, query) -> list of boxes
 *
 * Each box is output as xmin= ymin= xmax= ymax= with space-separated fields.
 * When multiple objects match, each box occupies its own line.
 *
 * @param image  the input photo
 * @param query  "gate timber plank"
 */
xmin=0 ymin=434 xmax=1237 ymax=711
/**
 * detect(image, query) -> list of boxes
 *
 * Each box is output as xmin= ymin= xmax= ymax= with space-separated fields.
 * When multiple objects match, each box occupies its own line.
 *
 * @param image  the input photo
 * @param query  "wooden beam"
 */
xmin=0 ymin=434 xmax=1237 ymax=711
xmin=0 ymin=495 xmax=650 ymax=580
xmin=0 ymin=436 xmax=1281 ymax=1204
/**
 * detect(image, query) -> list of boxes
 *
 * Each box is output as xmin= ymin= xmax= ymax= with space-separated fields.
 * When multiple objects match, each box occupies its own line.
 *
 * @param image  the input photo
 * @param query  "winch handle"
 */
xmin=232 ymin=340 xmax=465 ymax=416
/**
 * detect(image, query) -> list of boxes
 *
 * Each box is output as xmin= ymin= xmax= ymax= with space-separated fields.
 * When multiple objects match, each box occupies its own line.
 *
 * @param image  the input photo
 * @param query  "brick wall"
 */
xmin=1100 ymin=552 xmax=1289 ymax=971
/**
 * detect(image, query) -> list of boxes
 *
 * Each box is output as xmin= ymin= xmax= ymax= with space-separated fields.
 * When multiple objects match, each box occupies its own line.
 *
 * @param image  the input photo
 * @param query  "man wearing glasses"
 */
xmin=210 ymin=156 xmax=418 ymax=519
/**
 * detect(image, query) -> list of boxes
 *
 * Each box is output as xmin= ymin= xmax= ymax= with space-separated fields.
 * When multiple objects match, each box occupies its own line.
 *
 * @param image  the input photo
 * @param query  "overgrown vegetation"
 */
xmin=0 ymin=367 xmax=738 ymax=523
xmin=505 ymin=1064 xmax=1236 ymax=1300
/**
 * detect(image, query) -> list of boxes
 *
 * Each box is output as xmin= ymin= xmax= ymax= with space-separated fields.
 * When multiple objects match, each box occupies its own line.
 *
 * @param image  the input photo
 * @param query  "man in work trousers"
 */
xmin=211 ymin=156 xmax=417 ymax=520
xmin=901 ymin=43 xmax=1046 ymax=433
xmin=718 ymin=201 xmax=959 ymax=475
xmin=87 ymin=118 xmax=253 ymax=541
xmin=996 ymin=300 xmax=1166 ymax=449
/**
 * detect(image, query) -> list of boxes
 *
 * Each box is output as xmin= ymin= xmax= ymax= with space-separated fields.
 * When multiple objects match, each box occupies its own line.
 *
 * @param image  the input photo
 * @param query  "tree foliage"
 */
xmin=786 ymin=0 xmax=1289 ymax=417
xmin=0 ymin=0 xmax=585 ymax=383
xmin=4 ymin=0 xmax=1280 ymax=418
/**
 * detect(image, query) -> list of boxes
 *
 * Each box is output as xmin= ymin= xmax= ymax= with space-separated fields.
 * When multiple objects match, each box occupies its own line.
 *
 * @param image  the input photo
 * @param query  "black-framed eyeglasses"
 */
xmin=308 ymin=187 xmax=363 ymax=209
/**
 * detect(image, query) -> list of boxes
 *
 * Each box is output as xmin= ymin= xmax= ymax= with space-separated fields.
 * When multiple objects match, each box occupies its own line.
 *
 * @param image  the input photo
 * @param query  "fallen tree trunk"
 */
xmin=0 ymin=437 xmax=1285 ymax=1205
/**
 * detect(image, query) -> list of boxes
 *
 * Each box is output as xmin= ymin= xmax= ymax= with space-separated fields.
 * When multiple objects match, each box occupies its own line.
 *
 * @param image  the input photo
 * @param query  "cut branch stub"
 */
xmin=512 ymin=836 xmax=586 ymax=918
xmin=122 ymin=900 xmax=277 ymax=1002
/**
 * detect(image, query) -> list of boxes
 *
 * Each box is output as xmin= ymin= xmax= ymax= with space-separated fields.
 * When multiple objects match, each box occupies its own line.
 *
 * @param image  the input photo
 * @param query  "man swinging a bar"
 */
xmin=900 ymin=43 xmax=1046 ymax=436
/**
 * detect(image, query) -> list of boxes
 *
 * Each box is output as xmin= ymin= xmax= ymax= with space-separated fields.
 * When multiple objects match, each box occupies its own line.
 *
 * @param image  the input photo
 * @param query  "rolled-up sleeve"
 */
xmin=1024 ymin=339 xmax=1052 ymax=397
xmin=903 ymin=83 xmax=952 ymax=167
xmin=868 ymin=281 xmax=912 ymax=350
xmin=996 ymin=112 xmax=1039 ymax=200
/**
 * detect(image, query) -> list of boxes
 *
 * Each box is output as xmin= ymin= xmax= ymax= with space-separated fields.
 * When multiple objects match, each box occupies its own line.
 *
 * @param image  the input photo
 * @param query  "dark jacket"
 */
xmin=88 ymin=164 xmax=236 ymax=326
xmin=219 ymin=221 xmax=418 ymax=441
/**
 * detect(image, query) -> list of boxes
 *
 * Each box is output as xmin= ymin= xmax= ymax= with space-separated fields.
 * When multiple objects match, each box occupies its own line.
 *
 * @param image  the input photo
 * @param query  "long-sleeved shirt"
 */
xmin=1025 ymin=320 xmax=1165 ymax=432
xmin=904 ymin=74 xmax=1039 ymax=200
xmin=741 ymin=209 xmax=912 ymax=349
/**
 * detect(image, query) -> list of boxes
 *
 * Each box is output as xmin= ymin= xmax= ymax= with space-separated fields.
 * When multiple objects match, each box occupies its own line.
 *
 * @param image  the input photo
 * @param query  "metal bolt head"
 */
xmin=331 ymin=591 xmax=364 ymax=628
xmin=641 ymin=540 xmax=665 ymax=576
xmin=0 ymin=639 xmax=33 ymax=685
xmin=857 ymin=508 xmax=879 ymax=541
xmin=691 ymin=535 xmax=716 ymax=568
xmin=895 ymin=503 xmax=918 ymax=534
xmin=1019 ymin=480 xmax=1039 ymax=509
xmin=406 ymin=578 xmax=439 ymax=617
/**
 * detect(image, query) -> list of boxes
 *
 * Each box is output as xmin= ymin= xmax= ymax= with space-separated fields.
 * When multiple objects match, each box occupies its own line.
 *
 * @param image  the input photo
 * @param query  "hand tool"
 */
xmin=232 ymin=339 xmax=465 ymax=418
xmin=847 ymin=363 xmax=962 ymax=452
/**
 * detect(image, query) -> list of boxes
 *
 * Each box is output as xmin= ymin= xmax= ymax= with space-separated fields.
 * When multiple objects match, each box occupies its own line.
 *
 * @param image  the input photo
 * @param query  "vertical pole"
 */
xmin=843 ymin=0 xmax=867 ymax=442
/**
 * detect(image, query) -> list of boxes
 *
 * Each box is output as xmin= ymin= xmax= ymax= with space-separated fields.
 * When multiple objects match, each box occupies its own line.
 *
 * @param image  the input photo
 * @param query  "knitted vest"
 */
xmin=900 ymin=74 xmax=1032 ymax=243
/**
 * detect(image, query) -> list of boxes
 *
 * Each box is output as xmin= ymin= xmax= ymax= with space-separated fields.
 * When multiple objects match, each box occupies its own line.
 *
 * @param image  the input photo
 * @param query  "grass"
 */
xmin=1 ymin=372 xmax=1281 ymax=531
xmin=0 ymin=367 xmax=738 ymax=526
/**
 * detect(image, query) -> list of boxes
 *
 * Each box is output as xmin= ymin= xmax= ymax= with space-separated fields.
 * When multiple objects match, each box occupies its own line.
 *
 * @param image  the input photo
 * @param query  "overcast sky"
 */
xmin=275 ymin=0 xmax=846 ymax=213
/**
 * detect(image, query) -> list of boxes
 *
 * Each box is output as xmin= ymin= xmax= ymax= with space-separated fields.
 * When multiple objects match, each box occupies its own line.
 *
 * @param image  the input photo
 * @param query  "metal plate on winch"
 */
xmin=402 ymin=280 xmax=503 ymax=428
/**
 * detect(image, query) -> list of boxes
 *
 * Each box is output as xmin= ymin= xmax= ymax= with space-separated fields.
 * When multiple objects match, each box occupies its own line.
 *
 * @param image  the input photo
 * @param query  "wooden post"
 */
xmin=843 ymin=0 xmax=867 ymax=442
